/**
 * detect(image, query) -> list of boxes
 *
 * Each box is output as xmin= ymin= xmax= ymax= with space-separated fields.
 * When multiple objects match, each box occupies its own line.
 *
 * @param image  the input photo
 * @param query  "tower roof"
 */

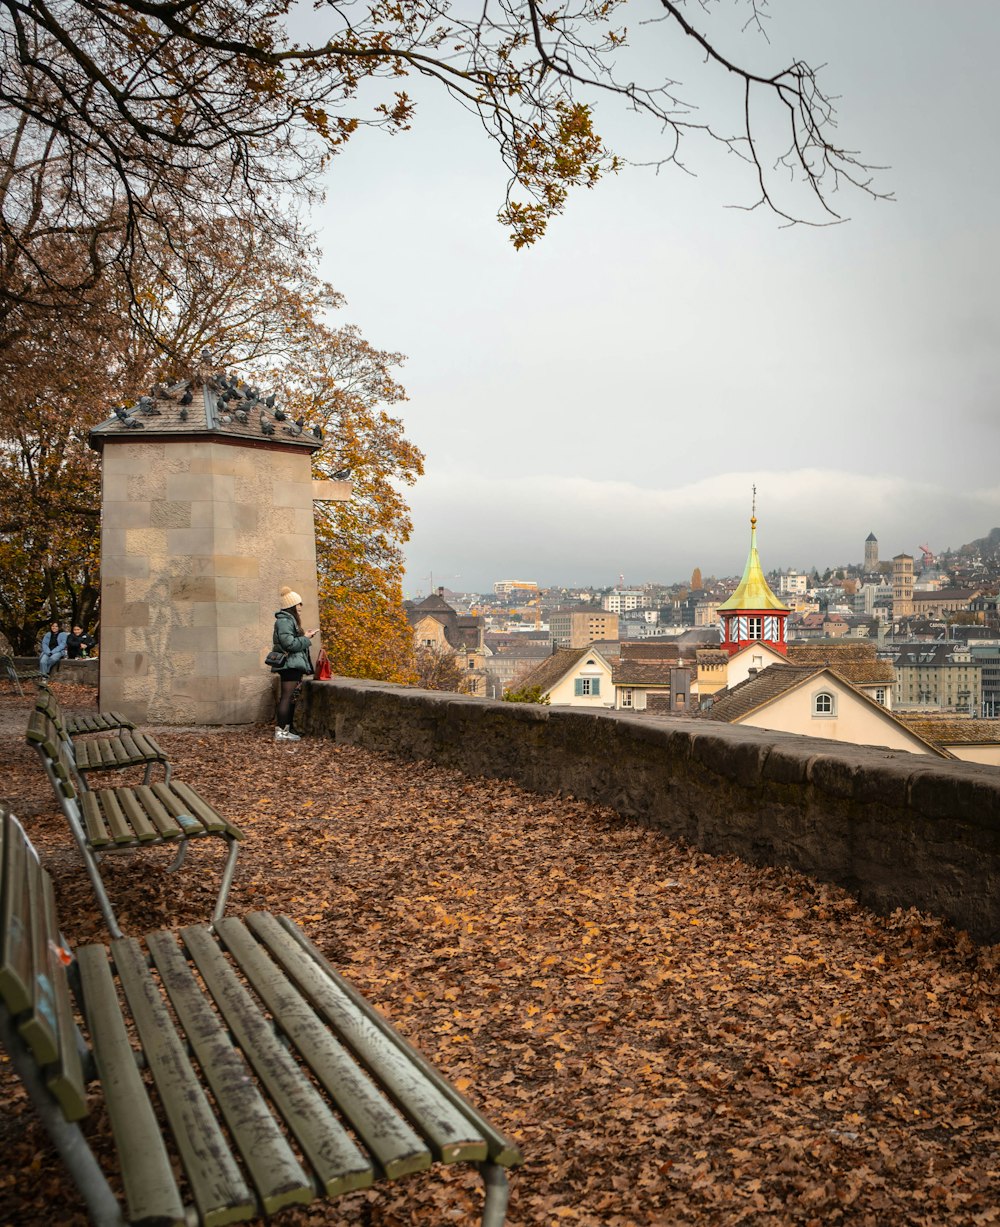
xmin=866 ymin=531 xmax=878 ymax=542
xmin=717 ymin=515 xmax=788 ymax=613
xmin=88 ymin=363 xmax=321 ymax=453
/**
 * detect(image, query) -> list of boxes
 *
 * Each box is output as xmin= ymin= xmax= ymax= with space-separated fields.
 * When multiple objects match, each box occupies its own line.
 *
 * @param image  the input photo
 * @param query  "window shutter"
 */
xmin=592 ymin=678 xmax=600 ymax=696
xmin=574 ymin=678 xmax=584 ymax=696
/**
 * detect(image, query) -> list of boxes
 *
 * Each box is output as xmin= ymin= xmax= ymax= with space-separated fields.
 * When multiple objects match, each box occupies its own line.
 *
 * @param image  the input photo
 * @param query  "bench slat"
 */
xmin=216 ymin=917 xmax=432 ymax=1181
xmin=97 ymin=789 xmax=133 ymax=845
xmin=156 ymin=780 xmax=230 ymax=836
xmin=181 ymin=924 xmax=374 ymax=1198
xmin=115 ymin=789 xmax=160 ymax=843
xmin=146 ymin=929 xmax=316 ymax=1216
xmin=133 ymin=785 xmax=183 ymax=839
xmin=76 ymin=943 xmax=187 ymax=1226
xmin=113 ymin=936 xmax=257 ymax=1226
xmin=0 ymin=815 xmax=33 ymax=1014
xmin=21 ymin=847 xmax=58 ymax=1065
xmin=79 ymin=790 xmax=112 ymax=846
xmin=40 ymin=873 xmax=88 ymax=1121
xmin=247 ymin=914 xmax=489 ymax=1164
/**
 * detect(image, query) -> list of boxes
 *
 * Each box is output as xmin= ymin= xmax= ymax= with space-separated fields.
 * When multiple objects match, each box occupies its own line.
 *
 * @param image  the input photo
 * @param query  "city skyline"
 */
xmin=404 ymin=522 xmax=995 ymax=601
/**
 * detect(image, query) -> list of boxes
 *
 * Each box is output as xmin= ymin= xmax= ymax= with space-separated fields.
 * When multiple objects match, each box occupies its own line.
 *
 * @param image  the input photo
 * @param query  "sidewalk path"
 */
xmin=1 ymin=683 xmax=998 ymax=1225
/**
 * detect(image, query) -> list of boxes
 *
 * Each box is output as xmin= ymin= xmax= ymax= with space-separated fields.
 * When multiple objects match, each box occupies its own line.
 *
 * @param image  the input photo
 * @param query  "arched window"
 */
xmin=813 ymin=691 xmax=836 ymax=716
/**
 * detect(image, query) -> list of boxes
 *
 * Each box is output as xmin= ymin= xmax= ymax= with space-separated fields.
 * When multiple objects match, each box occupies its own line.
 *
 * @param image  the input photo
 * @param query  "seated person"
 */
xmin=66 ymin=625 xmax=95 ymax=658
xmin=39 ymin=622 xmax=68 ymax=677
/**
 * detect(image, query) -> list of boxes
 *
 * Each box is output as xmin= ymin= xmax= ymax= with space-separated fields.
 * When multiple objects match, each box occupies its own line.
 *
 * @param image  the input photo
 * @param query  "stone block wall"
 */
xmin=300 ymin=679 xmax=1000 ymax=943
xmin=99 ymin=438 xmax=320 ymax=724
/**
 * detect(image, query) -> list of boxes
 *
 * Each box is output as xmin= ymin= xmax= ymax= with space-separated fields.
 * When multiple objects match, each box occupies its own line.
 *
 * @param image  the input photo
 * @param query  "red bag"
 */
xmin=314 ymin=647 xmax=332 ymax=681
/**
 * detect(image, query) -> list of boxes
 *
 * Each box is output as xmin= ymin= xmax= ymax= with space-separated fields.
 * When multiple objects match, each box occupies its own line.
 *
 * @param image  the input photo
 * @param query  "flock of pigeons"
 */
xmin=108 ymin=354 xmax=334 ymax=450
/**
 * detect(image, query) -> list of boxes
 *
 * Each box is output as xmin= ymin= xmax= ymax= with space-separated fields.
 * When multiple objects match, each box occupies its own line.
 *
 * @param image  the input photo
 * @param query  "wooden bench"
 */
xmin=27 ymin=713 xmax=243 ymax=940
xmin=0 ymin=806 xmax=521 ymax=1226
xmin=36 ymin=681 xmax=136 ymax=737
xmin=1 ymin=652 xmax=45 ymax=696
xmin=32 ymin=698 xmax=171 ymax=787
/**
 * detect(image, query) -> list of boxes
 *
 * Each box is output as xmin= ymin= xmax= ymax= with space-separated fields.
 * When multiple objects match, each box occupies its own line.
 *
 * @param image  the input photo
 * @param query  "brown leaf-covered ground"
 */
xmin=1 ymin=682 xmax=999 ymax=1226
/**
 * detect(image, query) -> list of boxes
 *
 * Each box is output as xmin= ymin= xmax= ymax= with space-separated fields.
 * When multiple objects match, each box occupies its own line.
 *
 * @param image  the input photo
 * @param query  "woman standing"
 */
xmin=270 ymin=587 xmax=319 ymax=741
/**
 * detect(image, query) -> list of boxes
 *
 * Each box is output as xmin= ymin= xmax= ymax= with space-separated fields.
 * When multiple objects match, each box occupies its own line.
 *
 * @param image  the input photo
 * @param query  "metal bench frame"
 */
xmin=1 ymin=653 xmax=45 ymax=696
xmin=0 ymin=808 xmax=521 ymax=1226
xmin=27 ymin=714 xmax=242 ymax=940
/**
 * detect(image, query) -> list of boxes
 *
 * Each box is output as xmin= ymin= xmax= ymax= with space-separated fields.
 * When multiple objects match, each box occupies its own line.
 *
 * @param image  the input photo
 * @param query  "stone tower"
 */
xmin=892 ymin=553 xmax=914 ymax=621
xmin=88 ymin=368 xmax=348 ymax=724
xmin=864 ymin=531 xmax=878 ymax=573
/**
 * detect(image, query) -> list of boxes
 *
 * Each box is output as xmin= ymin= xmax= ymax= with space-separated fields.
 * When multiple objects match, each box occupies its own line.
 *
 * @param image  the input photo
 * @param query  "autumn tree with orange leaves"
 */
xmin=127 ymin=214 xmax=424 ymax=682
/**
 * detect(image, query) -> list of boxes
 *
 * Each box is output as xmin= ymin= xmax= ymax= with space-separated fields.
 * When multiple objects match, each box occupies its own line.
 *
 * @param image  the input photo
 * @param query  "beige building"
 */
xmin=406 ymin=590 xmax=488 ymax=695
xmin=89 ymin=370 xmax=346 ymax=725
xmin=893 ymin=644 xmax=982 ymax=713
xmin=910 ymin=588 xmax=981 ymax=619
xmin=704 ymin=665 xmax=948 ymax=757
xmin=549 ymin=607 xmax=619 ymax=649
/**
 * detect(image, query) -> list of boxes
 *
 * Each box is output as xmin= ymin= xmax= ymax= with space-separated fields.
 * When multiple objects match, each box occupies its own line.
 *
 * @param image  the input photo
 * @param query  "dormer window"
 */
xmin=813 ymin=691 xmax=836 ymax=717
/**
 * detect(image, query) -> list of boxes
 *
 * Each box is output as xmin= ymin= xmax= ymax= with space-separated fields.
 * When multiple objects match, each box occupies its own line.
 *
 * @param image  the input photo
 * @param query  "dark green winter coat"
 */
xmin=271 ymin=609 xmax=313 ymax=673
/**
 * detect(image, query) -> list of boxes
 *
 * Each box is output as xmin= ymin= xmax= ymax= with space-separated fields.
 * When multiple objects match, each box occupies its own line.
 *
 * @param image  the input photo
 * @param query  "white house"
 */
xmin=511 ymin=646 xmax=614 ymax=707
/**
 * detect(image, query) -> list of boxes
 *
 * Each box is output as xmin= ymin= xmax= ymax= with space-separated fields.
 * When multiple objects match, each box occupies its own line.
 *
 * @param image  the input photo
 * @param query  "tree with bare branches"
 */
xmin=0 ymin=0 xmax=887 ymax=318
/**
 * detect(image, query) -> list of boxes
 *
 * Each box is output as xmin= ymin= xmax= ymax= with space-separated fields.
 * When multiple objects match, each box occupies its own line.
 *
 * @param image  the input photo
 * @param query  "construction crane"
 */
xmin=918 ymin=544 xmax=934 ymax=567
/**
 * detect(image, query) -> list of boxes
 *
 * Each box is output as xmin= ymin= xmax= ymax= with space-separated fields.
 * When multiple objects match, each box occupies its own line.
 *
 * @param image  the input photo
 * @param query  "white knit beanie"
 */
xmin=279 ymin=585 xmax=303 ymax=608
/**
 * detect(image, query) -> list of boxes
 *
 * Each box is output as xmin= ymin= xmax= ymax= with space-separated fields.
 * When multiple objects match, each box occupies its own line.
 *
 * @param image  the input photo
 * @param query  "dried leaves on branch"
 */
xmin=0 ymin=684 xmax=998 ymax=1225
xmin=1 ymin=0 xmax=889 ymax=318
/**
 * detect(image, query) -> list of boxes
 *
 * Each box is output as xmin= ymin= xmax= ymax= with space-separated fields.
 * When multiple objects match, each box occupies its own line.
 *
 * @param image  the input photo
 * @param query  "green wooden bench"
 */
xmin=27 ymin=713 xmax=243 ymax=940
xmin=36 ymin=682 xmax=137 ymax=737
xmin=32 ymin=698 xmax=170 ymax=787
xmin=1 ymin=652 xmax=46 ymax=696
xmin=0 ymin=806 xmax=521 ymax=1226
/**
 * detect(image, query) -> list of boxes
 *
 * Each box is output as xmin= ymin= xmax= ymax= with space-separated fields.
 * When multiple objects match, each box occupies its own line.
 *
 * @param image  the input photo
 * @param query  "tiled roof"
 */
xmin=89 ymin=365 xmax=320 ymax=451
xmin=913 ymin=588 xmax=979 ymax=602
xmin=787 ymin=643 xmax=894 ymax=684
xmin=696 ymin=650 xmax=729 ymax=666
xmin=703 ymin=665 xmax=821 ymax=723
xmin=619 ymin=642 xmax=680 ymax=662
xmin=898 ymin=717 xmax=1000 ymax=744
xmin=612 ymin=662 xmax=675 ymax=687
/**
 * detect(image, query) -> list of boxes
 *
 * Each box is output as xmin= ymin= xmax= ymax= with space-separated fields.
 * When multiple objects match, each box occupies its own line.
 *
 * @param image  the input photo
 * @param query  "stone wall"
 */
xmin=300 ymin=679 xmax=1000 ymax=943
xmin=98 ymin=437 xmax=321 ymax=725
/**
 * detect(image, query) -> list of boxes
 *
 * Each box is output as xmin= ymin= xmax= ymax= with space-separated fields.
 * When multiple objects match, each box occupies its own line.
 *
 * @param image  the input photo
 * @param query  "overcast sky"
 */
xmin=310 ymin=0 xmax=1000 ymax=596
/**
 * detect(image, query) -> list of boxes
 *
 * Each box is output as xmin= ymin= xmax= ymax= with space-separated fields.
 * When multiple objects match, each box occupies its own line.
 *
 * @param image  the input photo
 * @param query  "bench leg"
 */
xmin=477 ymin=1162 xmax=510 ymax=1227
xmin=0 ymin=1009 xmax=124 ymax=1226
xmin=211 ymin=838 xmax=241 ymax=928
xmin=167 ymin=842 xmax=189 ymax=872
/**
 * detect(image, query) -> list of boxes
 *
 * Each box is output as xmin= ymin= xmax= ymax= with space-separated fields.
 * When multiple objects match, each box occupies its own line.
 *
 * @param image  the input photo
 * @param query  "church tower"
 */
xmin=717 ymin=498 xmax=789 ymax=657
xmin=864 ymin=532 xmax=879 ymax=573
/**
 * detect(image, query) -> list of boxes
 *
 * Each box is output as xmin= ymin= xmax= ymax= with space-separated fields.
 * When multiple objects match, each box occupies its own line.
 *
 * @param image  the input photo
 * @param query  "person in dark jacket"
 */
xmin=66 ymin=625 xmax=95 ymax=658
xmin=270 ymin=586 xmax=319 ymax=741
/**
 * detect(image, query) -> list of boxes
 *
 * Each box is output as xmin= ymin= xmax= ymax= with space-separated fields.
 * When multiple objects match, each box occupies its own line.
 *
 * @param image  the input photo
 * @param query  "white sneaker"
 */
xmin=274 ymin=726 xmax=302 ymax=741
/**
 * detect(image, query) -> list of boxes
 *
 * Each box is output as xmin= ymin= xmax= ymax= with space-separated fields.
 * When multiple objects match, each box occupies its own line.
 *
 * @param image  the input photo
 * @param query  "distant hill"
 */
xmin=969 ymin=528 xmax=1000 ymax=561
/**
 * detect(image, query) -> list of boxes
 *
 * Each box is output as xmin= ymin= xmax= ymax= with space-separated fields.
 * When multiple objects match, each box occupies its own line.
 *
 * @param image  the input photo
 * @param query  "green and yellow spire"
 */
xmin=718 ymin=493 xmax=788 ymax=614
